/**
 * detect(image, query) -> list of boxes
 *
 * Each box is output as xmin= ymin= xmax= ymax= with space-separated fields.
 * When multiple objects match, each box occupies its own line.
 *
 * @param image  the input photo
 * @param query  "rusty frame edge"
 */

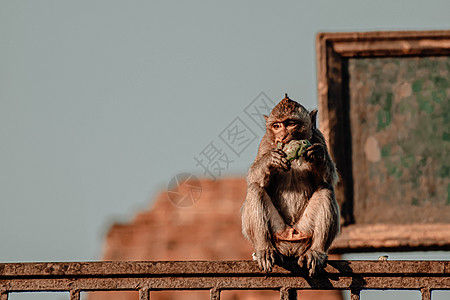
xmin=1 ymin=261 xmax=448 ymax=296
xmin=0 ymin=290 xmax=7 ymax=300
xmin=316 ymin=30 xmax=450 ymax=45
xmin=138 ymin=288 xmax=150 ymax=300
xmin=69 ymin=290 xmax=80 ymax=300
xmin=0 ymin=273 xmax=449 ymax=293
xmin=210 ymin=287 xmax=220 ymax=300
xmin=315 ymin=29 xmax=450 ymax=238
xmin=279 ymin=287 xmax=297 ymax=300
xmin=0 ymin=260 xmax=449 ymax=277
xmin=421 ymin=288 xmax=431 ymax=300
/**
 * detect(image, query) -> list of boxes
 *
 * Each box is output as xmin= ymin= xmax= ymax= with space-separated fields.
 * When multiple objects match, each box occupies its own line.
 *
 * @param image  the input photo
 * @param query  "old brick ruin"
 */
xmin=88 ymin=177 xmax=341 ymax=300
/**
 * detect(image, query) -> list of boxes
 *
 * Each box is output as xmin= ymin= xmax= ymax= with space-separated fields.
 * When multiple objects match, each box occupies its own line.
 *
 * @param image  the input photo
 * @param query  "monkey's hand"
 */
xmin=298 ymin=249 xmax=327 ymax=277
xmin=248 ymin=149 xmax=290 ymax=186
xmin=254 ymin=248 xmax=276 ymax=272
xmin=264 ymin=149 xmax=291 ymax=172
xmin=304 ymin=143 xmax=326 ymax=164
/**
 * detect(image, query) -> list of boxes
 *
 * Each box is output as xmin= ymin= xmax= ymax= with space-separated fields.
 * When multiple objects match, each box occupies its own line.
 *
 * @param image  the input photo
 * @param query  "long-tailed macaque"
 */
xmin=241 ymin=94 xmax=340 ymax=277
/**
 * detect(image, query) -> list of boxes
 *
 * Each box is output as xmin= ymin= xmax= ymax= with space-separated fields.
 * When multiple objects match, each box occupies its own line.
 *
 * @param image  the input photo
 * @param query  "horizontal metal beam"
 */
xmin=0 ymin=260 xmax=448 ymax=293
xmin=1 ymin=274 xmax=450 ymax=291
xmin=1 ymin=260 xmax=448 ymax=277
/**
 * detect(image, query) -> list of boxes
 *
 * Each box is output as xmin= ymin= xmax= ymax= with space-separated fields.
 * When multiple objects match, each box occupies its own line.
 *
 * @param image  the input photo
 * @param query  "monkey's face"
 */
xmin=269 ymin=117 xmax=312 ymax=145
xmin=265 ymin=96 xmax=314 ymax=146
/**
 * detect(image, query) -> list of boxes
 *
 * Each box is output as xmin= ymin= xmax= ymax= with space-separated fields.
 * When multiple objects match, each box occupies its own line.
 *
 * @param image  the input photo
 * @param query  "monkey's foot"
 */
xmin=298 ymin=250 xmax=327 ymax=277
xmin=254 ymin=249 xmax=276 ymax=272
xmin=275 ymin=227 xmax=310 ymax=242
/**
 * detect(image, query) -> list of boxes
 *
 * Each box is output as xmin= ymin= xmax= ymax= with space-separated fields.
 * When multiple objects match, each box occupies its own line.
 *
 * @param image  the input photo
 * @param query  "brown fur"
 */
xmin=241 ymin=94 xmax=340 ymax=276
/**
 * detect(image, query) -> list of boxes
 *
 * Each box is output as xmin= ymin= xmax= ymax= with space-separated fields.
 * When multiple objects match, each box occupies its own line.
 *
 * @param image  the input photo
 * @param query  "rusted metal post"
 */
xmin=210 ymin=287 xmax=220 ymax=300
xmin=0 ymin=291 xmax=8 ymax=300
xmin=70 ymin=290 xmax=80 ymax=300
xmin=421 ymin=288 xmax=431 ymax=300
xmin=350 ymin=289 xmax=360 ymax=300
xmin=139 ymin=288 xmax=150 ymax=300
xmin=280 ymin=287 xmax=297 ymax=300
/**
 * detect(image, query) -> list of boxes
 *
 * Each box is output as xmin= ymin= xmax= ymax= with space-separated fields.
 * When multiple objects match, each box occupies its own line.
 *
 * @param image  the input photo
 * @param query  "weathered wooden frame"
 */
xmin=316 ymin=30 xmax=450 ymax=252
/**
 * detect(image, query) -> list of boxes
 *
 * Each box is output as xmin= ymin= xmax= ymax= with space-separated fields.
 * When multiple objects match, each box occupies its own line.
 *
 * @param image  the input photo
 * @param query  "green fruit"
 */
xmin=282 ymin=139 xmax=311 ymax=161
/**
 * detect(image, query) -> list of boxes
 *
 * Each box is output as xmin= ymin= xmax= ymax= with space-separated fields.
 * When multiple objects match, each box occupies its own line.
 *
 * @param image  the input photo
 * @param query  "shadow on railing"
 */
xmin=0 ymin=260 xmax=449 ymax=300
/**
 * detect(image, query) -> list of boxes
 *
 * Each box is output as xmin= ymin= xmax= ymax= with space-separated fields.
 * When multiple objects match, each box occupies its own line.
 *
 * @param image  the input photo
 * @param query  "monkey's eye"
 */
xmin=272 ymin=123 xmax=281 ymax=130
xmin=285 ymin=120 xmax=298 ymax=128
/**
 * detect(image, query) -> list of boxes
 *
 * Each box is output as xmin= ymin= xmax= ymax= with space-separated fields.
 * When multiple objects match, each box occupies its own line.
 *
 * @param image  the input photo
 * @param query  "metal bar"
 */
xmin=210 ymin=287 xmax=220 ymax=300
xmin=350 ymin=289 xmax=360 ymax=300
xmin=0 ymin=261 xmax=448 ymax=294
xmin=139 ymin=288 xmax=150 ymax=300
xmin=0 ymin=261 xmax=448 ymax=277
xmin=2 ymin=275 xmax=449 ymax=291
xmin=70 ymin=290 xmax=80 ymax=300
xmin=280 ymin=287 xmax=296 ymax=300
xmin=421 ymin=288 xmax=431 ymax=300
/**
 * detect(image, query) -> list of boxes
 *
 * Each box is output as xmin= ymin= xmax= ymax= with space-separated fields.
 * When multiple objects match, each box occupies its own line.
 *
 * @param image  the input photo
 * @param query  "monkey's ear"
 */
xmin=264 ymin=115 xmax=268 ymax=122
xmin=310 ymin=109 xmax=318 ymax=128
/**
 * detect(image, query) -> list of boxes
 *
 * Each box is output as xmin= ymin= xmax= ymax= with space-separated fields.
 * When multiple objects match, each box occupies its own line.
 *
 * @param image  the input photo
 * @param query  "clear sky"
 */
xmin=1 ymin=0 xmax=449 ymax=268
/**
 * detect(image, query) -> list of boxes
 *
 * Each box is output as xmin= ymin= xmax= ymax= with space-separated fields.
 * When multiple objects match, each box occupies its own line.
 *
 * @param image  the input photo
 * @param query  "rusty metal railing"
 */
xmin=0 ymin=260 xmax=449 ymax=300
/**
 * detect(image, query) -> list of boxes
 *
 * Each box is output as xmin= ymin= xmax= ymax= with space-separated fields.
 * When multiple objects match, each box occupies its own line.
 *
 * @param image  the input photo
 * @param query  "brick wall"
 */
xmin=89 ymin=177 xmax=341 ymax=300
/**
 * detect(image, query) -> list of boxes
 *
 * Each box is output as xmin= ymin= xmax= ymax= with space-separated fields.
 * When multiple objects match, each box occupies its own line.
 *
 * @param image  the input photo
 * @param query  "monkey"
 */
xmin=241 ymin=94 xmax=340 ymax=277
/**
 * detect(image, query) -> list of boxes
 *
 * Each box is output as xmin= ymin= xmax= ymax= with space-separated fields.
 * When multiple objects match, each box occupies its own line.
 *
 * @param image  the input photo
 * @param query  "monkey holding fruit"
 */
xmin=241 ymin=94 xmax=340 ymax=277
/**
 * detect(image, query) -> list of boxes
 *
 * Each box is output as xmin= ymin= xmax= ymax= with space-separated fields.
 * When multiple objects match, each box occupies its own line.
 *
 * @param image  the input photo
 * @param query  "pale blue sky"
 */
xmin=1 ymin=0 xmax=449 ymax=266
